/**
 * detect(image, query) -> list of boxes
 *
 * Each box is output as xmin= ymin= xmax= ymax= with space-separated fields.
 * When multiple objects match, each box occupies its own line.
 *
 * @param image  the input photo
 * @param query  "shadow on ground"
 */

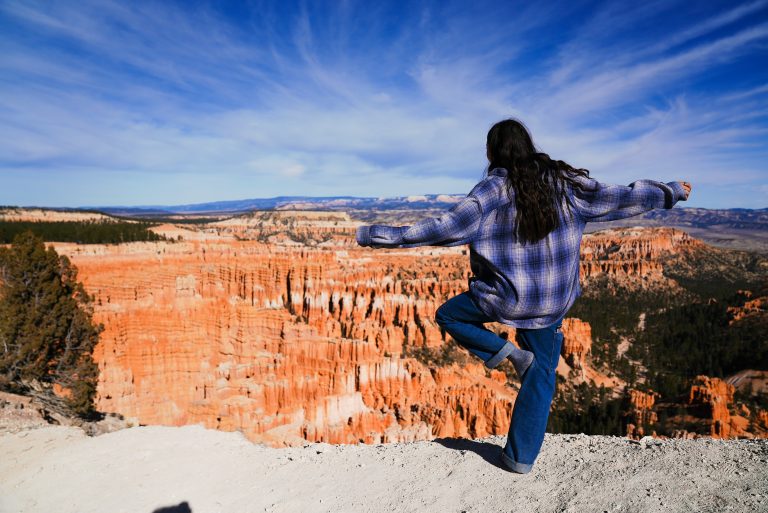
xmin=432 ymin=437 xmax=510 ymax=472
xmin=152 ymin=501 xmax=192 ymax=513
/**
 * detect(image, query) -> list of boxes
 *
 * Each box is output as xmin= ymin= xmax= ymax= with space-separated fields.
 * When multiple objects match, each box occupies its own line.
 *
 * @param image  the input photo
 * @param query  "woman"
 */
xmin=356 ymin=118 xmax=691 ymax=474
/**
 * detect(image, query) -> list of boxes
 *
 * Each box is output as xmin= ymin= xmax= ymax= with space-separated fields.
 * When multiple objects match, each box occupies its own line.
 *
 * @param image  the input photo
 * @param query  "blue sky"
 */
xmin=1 ymin=0 xmax=767 ymax=209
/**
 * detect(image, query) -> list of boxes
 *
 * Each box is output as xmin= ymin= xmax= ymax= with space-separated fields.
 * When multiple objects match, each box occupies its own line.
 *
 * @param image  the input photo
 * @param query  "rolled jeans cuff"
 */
xmin=500 ymin=448 xmax=534 ymax=474
xmin=485 ymin=340 xmax=515 ymax=369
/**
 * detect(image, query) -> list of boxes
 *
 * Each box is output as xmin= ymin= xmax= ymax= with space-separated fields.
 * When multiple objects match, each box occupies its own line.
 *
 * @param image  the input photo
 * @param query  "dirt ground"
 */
xmin=1 ymin=422 xmax=766 ymax=513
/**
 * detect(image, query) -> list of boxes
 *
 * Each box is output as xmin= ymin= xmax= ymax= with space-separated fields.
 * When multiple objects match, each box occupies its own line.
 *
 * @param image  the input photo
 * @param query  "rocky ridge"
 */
xmin=19 ymin=214 xmax=760 ymax=446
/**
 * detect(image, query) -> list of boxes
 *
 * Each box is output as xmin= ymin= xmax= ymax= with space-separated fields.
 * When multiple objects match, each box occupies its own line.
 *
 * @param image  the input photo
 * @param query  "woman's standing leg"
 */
xmin=435 ymin=292 xmax=534 ymax=374
xmin=500 ymin=315 xmax=565 ymax=474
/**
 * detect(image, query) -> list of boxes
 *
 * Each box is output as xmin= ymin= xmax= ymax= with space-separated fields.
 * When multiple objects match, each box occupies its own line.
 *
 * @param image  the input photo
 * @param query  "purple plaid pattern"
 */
xmin=356 ymin=168 xmax=688 ymax=328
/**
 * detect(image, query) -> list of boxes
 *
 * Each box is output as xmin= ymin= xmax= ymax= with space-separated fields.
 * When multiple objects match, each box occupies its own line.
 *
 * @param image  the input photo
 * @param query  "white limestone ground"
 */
xmin=1 ymin=424 xmax=767 ymax=513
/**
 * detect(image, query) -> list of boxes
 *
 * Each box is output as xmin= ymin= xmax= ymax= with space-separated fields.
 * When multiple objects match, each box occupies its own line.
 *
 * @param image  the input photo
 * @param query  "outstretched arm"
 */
xmin=356 ymin=192 xmax=484 ymax=249
xmin=571 ymin=176 xmax=689 ymax=223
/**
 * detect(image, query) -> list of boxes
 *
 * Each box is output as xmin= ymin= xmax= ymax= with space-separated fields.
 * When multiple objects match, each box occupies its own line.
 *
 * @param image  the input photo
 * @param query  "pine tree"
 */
xmin=0 ymin=230 xmax=102 ymax=417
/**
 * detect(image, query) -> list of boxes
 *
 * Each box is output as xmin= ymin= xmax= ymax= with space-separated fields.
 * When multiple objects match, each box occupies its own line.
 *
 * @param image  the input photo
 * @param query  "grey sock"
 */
xmin=507 ymin=347 xmax=534 ymax=380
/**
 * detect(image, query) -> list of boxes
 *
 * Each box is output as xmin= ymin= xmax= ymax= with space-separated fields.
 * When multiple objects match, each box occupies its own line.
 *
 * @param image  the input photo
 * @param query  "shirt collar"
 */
xmin=488 ymin=167 xmax=508 ymax=177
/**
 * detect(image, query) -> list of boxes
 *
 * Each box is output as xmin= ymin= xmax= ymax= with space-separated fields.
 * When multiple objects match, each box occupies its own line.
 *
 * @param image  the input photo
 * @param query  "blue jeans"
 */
xmin=435 ymin=291 xmax=565 ymax=473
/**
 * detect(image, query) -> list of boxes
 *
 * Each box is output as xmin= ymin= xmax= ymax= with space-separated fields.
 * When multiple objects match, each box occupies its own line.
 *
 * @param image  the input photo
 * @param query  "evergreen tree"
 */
xmin=0 ymin=230 xmax=102 ymax=416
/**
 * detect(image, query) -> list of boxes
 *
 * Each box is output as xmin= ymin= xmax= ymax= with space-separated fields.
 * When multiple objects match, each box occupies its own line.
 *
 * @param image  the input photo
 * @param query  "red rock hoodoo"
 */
xmin=35 ymin=217 xmax=758 ymax=445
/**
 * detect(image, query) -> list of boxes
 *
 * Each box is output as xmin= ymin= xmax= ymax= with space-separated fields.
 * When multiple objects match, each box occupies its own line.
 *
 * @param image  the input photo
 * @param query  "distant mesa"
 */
xmin=4 ymin=197 xmax=765 ymax=252
xmin=0 ymin=207 xmax=121 ymax=224
xmin=2 ymin=202 xmax=767 ymax=255
xmin=75 ymin=194 xmax=472 ymax=215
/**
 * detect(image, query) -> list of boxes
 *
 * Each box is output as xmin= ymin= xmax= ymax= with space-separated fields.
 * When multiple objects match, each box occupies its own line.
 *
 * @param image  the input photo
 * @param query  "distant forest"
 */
xmin=548 ymin=271 xmax=768 ymax=436
xmin=0 ymin=220 xmax=170 ymax=244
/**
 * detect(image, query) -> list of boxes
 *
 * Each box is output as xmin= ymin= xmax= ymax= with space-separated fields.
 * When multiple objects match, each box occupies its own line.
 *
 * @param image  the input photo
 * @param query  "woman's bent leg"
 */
xmin=435 ymin=292 xmax=504 ymax=363
xmin=501 ymin=315 xmax=565 ymax=473
xmin=435 ymin=292 xmax=533 ymax=373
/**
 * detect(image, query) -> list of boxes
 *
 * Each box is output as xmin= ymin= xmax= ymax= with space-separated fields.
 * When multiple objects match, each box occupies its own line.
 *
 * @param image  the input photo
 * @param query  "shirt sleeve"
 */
xmin=356 ymin=187 xmax=486 ymax=249
xmin=570 ymin=176 xmax=688 ymax=223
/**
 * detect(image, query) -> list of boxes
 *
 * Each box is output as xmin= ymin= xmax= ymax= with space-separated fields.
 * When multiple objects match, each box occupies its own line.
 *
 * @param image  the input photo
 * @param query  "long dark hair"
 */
xmin=486 ymin=118 xmax=591 ymax=245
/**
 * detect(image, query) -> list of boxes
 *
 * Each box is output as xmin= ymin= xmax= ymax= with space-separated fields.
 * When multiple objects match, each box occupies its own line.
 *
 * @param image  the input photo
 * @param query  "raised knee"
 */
xmin=435 ymin=304 xmax=450 ymax=327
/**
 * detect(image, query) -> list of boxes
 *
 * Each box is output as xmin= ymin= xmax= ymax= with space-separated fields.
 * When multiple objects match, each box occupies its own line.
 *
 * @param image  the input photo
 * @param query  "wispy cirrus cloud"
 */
xmin=0 ymin=0 xmax=766 ymax=208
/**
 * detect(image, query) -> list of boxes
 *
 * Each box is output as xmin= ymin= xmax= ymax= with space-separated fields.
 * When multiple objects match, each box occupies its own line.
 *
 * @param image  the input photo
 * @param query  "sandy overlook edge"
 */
xmin=2 ymin=423 xmax=766 ymax=513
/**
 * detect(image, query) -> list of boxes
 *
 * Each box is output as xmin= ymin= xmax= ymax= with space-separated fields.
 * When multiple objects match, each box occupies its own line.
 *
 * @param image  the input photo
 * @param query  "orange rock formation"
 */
xmin=727 ymin=291 xmax=768 ymax=325
xmin=560 ymin=318 xmax=592 ymax=370
xmin=625 ymin=388 xmax=660 ymax=439
xmin=36 ymin=218 xmax=737 ymax=446
xmin=57 ymin=237 xmax=517 ymax=445
xmin=658 ymin=375 xmax=768 ymax=439
xmin=580 ymin=226 xmax=702 ymax=285
xmin=688 ymin=375 xmax=736 ymax=438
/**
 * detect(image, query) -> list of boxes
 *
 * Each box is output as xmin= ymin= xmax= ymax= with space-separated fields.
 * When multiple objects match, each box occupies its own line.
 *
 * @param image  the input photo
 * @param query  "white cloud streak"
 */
xmin=0 ymin=0 xmax=766 ymax=207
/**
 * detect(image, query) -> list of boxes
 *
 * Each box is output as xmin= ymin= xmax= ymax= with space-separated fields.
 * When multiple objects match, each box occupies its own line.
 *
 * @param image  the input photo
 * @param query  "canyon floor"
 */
xmin=1 ymin=422 xmax=767 ymax=513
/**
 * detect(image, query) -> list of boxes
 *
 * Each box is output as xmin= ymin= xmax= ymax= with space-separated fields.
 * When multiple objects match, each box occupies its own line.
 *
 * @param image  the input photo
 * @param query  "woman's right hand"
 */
xmin=678 ymin=181 xmax=692 ymax=200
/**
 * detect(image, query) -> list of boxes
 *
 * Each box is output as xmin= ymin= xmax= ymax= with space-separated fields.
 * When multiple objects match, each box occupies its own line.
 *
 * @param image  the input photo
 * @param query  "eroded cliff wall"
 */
xmin=47 ymin=219 xmax=756 ymax=445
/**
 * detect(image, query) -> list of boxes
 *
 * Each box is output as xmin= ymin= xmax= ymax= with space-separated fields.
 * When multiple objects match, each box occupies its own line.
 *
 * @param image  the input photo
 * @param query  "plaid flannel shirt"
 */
xmin=356 ymin=167 xmax=688 ymax=328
